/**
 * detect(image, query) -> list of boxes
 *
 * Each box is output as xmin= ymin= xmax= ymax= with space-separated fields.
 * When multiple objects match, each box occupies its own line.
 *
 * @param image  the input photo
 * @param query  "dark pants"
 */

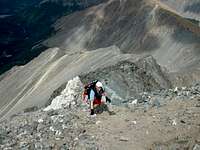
xmin=94 ymin=103 xmax=109 ymax=114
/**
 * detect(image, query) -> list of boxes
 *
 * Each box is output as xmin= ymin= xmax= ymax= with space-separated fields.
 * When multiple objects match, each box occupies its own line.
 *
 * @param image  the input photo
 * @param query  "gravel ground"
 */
xmin=0 ymin=83 xmax=200 ymax=150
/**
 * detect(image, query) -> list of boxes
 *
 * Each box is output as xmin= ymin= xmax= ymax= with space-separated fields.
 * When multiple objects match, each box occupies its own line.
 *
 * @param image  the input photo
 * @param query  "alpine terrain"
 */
xmin=0 ymin=0 xmax=200 ymax=149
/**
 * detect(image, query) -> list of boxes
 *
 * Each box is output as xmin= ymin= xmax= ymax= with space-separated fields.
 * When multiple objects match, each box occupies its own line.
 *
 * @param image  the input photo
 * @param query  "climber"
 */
xmin=83 ymin=80 xmax=113 ymax=116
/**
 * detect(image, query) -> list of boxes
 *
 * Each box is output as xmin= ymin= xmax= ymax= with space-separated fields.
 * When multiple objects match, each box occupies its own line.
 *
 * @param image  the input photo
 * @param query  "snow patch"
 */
xmin=44 ymin=76 xmax=83 ymax=111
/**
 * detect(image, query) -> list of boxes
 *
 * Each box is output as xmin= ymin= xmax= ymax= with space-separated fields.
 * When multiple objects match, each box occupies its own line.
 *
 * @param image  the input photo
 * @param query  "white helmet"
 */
xmin=96 ymin=81 xmax=103 ymax=88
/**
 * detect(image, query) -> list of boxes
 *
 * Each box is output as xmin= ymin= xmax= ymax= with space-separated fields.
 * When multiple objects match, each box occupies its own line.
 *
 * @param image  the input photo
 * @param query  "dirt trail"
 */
xmin=83 ymin=98 xmax=200 ymax=150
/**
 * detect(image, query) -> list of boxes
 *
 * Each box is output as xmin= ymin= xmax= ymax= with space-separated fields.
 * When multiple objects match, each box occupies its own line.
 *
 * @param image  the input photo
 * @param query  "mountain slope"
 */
xmin=0 ymin=1 xmax=199 ymax=148
xmin=0 ymin=79 xmax=199 ymax=149
xmin=158 ymin=0 xmax=200 ymax=21
xmin=44 ymin=0 xmax=200 ymax=72
xmin=0 ymin=0 xmax=106 ymax=74
xmin=0 ymin=46 xmax=172 ymax=119
xmin=0 ymin=0 xmax=200 ymax=119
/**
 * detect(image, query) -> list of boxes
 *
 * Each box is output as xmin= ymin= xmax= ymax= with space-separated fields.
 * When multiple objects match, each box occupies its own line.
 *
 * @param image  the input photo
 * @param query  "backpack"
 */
xmin=82 ymin=80 xmax=99 ymax=103
xmin=84 ymin=80 xmax=99 ymax=97
xmin=82 ymin=80 xmax=111 ymax=104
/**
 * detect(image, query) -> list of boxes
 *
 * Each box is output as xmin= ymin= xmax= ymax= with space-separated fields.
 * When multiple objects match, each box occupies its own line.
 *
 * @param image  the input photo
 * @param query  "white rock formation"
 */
xmin=44 ymin=76 xmax=83 ymax=111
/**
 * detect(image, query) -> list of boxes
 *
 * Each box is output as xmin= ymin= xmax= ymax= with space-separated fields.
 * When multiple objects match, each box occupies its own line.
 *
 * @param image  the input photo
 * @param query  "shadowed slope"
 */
xmin=0 ymin=0 xmax=107 ymax=75
xmin=44 ymin=0 xmax=200 ymax=72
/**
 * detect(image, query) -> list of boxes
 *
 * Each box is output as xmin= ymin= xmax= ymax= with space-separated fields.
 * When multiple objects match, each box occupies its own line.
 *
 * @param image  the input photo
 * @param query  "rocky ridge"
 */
xmin=0 ymin=0 xmax=200 ymax=149
xmin=0 ymin=0 xmax=200 ymax=120
xmin=0 ymin=78 xmax=199 ymax=149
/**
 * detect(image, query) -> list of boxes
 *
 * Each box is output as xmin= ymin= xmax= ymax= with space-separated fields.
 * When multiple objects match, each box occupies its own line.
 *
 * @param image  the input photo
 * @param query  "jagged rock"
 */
xmin=19 ymin=141 xmax=29 ymax=149
xmin=0 ymin=78 xmax=199 ymax=149
xmin=32 ymin=121 xmax=39 ymax=132
xmin=47 ymin=109 xmax=59 ymax=116
xmin=34 ymin=142 xmax=44 ymax=149
xmin=37 ymin=123 xmax=46 ymax=132
xmin=193 ymin=144 xmax=200 ymax=150
xmin=38 ymin=118 xmax=44 ymax=123
xmin=119 ymin=136 xmax=129 ymax=142
xmin=80 ymin=57 xmax=172 ymax=105
xmin=44 ymin=76 xmax=83 ymax=111
xmin=60 ymin=143 xmax=69 ymax=150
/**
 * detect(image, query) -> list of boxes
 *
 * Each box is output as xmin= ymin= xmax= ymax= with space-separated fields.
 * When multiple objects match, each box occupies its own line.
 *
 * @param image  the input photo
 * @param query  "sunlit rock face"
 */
xmin=159 ymin=0 xmax=200 ymax=21
xmin=44 ymin=76 xmax=83 ymax=111
xmin=44 ymin=0 xmax=200 ymax=72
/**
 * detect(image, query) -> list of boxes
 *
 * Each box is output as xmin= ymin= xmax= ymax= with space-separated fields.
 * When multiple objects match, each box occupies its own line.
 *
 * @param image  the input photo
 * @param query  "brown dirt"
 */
xmin=80 ymin=97 xmax=200 ymax=150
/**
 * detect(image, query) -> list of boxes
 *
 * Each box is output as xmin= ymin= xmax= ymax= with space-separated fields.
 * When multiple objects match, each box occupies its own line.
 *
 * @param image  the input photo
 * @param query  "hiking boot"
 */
xmin=90 ymin=114 xmax=97 ymax=118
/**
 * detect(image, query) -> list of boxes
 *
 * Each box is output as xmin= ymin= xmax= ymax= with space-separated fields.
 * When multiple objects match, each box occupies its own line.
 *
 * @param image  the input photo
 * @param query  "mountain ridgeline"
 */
xmin=44 ymin=0 xmax=200 ymax=72
xmin=0 ymin=1 xmax=200 ymax=149
xmin=0 ymin=0 xmax=199 ymax=121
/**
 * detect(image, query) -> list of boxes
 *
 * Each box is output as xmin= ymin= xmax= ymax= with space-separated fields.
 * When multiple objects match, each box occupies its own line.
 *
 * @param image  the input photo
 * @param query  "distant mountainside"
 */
xmin=44 ymin=0 xmax=200 ymax=72
xmin=0 ymin=1 xmax=200 ymax=149
xmin=159 ymin=0 xmax=200 ymax=21
xmin=0 ymin=0 xmax=199 ymax=119
xmin=0 ymin=0 xmax=106 ymax=74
